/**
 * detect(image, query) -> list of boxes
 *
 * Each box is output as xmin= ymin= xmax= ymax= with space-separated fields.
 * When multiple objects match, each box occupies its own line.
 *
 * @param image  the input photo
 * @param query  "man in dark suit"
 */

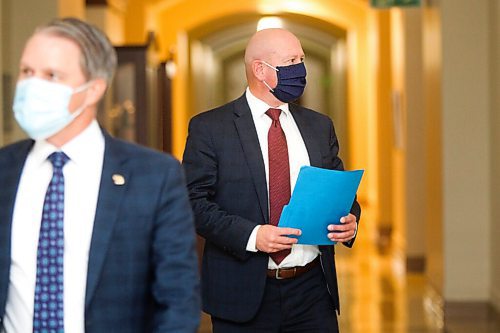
xmin=0 ymin=18 xmax=200 ymax=332
xmin=183 ymin=28 xmax=361 ymax=332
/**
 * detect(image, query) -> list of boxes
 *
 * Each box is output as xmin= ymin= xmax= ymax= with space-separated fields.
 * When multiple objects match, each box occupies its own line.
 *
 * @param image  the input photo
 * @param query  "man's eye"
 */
xmin=47 ymin=72 xmax=60 ymax=81
xmin=20 ymin=68 xmax=33 ymax=77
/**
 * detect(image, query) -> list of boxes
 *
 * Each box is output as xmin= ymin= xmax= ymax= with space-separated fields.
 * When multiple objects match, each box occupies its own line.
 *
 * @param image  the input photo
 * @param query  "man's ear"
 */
xmin=85 ymin=78 xmax=108 ymax=106
xmin=252 ymin=60 xmax=266 ymax=81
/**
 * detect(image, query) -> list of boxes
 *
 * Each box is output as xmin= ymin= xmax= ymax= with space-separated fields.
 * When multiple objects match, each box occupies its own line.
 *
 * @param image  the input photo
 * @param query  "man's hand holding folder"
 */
xmin=278 ymin=166 xmax=364 ymax=245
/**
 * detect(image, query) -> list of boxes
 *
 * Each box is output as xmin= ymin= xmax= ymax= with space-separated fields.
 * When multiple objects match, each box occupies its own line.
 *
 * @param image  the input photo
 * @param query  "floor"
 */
xmin=196 ymin=222 xmax=500 ymax=333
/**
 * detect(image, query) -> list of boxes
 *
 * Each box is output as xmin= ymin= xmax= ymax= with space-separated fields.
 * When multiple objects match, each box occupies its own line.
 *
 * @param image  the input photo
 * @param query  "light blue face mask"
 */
xmin=13 ymin=77 xmax=90 ymax=140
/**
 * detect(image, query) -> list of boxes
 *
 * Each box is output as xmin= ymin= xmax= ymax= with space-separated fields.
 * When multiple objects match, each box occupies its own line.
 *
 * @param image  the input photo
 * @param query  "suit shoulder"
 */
xmin=189 ymin=97 xmax=243 ymax=124
xmin=290 ymin=104 xmax=333 ymax=124
xmin=292 ymin=104 xmax=333 ymax=123
xmin=0 ymin=139 xmax=33 ymax=156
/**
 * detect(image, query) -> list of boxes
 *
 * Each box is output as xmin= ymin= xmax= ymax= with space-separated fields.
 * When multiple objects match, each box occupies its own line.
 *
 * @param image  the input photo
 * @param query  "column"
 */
xmin=489 ymin=0 xmax=500 ymax=314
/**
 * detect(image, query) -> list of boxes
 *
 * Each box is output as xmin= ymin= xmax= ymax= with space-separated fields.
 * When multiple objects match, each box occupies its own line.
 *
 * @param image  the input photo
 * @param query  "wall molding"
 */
xmin=424 ymin=283 xmax=500 ymax=327
xmin=445 ymin=301 xmax=498 ymax=320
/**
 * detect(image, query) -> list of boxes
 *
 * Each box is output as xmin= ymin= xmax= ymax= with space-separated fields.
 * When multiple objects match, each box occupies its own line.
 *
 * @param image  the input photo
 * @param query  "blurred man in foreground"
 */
xmin=0 ymin=17 xmax=200 ymax=332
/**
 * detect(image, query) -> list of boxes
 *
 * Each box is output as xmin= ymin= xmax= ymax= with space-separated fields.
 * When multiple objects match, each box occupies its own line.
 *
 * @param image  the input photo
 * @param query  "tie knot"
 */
xmin=48 ymin=151 xmax=69 ymax=169
xmin=266 ymin=108 xmax=282 ymax=122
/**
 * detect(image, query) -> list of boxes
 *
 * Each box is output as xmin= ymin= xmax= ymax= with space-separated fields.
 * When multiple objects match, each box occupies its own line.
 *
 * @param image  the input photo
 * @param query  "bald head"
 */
xmin=244 ymin=28 xmax=305 ymax=106
xmin=244 ymin=28 xmax=303 ymax=66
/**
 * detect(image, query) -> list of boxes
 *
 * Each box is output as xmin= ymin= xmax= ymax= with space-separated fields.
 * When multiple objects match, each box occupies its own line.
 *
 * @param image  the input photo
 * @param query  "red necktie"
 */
xmin=266 ymin=108 xmax=291 ymax=264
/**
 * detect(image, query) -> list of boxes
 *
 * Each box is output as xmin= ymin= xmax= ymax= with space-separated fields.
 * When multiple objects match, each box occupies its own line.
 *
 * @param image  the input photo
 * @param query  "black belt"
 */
xmin=267 ymin=257 xmax=319 ymax=279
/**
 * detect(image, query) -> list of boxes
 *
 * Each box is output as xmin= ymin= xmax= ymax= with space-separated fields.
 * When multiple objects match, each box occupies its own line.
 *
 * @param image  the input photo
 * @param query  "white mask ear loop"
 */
xmin=260 ymin=60 xmax=279 ymax=71
xmin=262 ymin=80 xmax=274 ymax=92
xmin=260 ymin=61 xmax=279 ymax=92
xmin=70 ymin=81 xmax=93 ymax=118
xmin=73 ymin=80 xmax=93 ymax=94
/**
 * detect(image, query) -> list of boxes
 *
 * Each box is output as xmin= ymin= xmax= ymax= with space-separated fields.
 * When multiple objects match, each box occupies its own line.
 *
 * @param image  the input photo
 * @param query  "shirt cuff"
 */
xmin=246 ymin=225 xmax=261 ymax=252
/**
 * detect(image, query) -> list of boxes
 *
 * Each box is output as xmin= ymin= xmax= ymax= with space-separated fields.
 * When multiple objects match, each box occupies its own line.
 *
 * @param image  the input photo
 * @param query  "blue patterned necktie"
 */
xmin=33 ymin=152 xmax=69 ymax=333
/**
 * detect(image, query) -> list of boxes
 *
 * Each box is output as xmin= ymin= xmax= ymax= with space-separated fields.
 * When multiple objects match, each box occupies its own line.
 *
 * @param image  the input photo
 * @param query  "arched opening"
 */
xmin=187 ymin=14 xmax=351 ymax=164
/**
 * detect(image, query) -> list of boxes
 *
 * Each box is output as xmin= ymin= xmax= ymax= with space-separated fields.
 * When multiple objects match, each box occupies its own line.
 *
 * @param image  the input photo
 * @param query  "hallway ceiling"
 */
xmin=145 ymin=0 xmax=370 ymax=9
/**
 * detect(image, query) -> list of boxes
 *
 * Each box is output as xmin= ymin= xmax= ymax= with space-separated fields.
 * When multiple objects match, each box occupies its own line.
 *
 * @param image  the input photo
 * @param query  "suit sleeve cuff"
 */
xmin=246 ymin=225 xmax=261 ymax=252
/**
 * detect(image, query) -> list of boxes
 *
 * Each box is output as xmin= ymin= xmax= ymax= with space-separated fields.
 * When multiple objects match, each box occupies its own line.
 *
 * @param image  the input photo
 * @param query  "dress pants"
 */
xmin=212 ymin=263 xmax=339 ymax=333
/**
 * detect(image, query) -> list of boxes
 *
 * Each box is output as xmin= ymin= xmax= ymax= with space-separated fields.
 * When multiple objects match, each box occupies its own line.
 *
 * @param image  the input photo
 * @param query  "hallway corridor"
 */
xmin=0 ymin=1 xmax=499 ymax=332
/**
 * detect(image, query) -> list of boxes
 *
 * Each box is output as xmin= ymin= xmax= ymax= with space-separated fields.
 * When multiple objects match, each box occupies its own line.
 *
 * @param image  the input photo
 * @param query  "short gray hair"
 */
xmin=36 ymin=17 xmax=117 ymax=83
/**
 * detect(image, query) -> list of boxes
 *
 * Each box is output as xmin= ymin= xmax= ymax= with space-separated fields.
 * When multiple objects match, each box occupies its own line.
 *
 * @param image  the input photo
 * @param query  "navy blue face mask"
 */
xmin=262 ymin=61 xmax=307 ymax=103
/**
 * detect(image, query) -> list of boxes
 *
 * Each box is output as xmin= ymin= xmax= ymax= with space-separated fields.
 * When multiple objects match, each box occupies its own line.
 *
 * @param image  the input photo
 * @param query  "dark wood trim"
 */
xmin=376 ymin=225 xmax=392 ymax=254
xmin=114 ymin=45 xmax=148 ymax=146
xmin=406 ymin=256 xmax=426 ymax=273
xmin=157 ymin=62 xmax=172 ymax=153
xmin=445 ymin=301 xmax=497 ymax=320
xmin=86 ymin=0 xmax=107 ymax=5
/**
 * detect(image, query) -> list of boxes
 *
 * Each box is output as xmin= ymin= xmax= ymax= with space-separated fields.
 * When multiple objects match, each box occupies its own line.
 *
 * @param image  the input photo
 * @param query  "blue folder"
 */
xmin=278 ymin=166 xmax=364 ymax=245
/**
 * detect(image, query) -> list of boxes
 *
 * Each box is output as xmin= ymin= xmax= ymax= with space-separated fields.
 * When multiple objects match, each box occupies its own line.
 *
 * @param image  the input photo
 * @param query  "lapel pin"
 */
xmin=112 ymin=174 xmax=125 ymax=186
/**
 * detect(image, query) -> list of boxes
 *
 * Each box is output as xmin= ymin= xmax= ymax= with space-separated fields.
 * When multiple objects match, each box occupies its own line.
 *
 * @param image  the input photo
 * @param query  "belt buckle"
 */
xmin=275 ymin=267 xmax=297 ymax=279
xmin=275 ymin=268 xmax=283 ymax=279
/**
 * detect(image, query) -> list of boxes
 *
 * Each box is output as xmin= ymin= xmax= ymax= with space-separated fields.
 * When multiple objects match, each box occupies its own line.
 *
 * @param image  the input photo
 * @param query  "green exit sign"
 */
xmin=371 ymin=0 xmax=421 ymax=8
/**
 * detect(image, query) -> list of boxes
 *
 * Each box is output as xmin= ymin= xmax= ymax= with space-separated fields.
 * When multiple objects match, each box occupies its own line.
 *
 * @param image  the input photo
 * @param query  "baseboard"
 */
xmin=444 ymin=301 xmax=496 ymax=320
xmin=492 ymin=287 xmax=500 ymax=313
xmin=423 ymin=286 xmax=500 ymax=326
xmin=406 ymin=256 xmax=426 ymax=273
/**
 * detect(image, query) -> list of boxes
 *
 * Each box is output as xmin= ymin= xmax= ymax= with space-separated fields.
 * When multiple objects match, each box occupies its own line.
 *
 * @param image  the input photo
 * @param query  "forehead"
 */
xmin=269 ymin=34 xmax=304 ymax=59
xmin=20 ymin=33 xmax=83 ymax=75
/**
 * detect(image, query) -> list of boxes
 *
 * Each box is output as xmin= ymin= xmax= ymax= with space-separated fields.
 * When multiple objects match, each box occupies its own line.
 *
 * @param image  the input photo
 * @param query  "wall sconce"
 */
xmin=257 ymin=16 xmax=284 ymax=31
xmin=165 ymin=49 xmax=177 ymax=79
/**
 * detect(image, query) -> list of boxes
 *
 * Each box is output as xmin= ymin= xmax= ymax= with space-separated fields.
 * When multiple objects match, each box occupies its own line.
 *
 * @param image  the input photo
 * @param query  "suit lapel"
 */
xmin=233 ymin=95 xmax=269 ymax=223
xmin=85 ymin=134 xmax=129 ymax=308
xmin=0 ymin=140 xmax=33 ymax=311
xmin=290 ymin=104 xmax=322 ymax=167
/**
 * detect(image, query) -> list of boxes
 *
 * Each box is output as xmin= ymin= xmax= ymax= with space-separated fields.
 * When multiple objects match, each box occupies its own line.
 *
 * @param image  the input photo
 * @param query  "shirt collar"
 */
xmin=30 ymin=120 xmax=104 ymax=166
xmin=245 ymin=87 xmax=290 ymax=119
xmin=61 ymin=120 xmax=104 ymax=166
xmin=29 ymin=140 xmax=58 ymax=168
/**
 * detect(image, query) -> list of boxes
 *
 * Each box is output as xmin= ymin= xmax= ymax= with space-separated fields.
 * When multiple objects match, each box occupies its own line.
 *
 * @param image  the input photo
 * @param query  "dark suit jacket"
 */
xmin=182 ymin=94 xmax=361 ymax=322
xmin=0 ymin=132 xmax=200 ymax=332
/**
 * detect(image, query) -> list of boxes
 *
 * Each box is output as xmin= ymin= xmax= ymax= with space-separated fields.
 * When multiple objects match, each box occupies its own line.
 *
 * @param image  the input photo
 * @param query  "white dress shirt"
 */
xmin=4 ymin=120 xmax=104 ymax=333
xmin=244 ymin=88 xmax=320 ymax=269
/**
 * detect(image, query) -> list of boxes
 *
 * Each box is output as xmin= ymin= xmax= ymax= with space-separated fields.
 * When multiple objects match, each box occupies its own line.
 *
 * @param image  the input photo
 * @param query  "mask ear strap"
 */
xmin=70 ymin=103 xmax=87 ymax=120
xmin=73 ymin=80 xmax=93 ymax=94
xmin=70 ymin=81 xmax=93 ymax=118
xmin=262 ymin=80 xmax=275 ymax=92
xmin=260 ymin=61 xmax=279 ymax=72
xmin=260 ymin=61 xmax=277 ymax=92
